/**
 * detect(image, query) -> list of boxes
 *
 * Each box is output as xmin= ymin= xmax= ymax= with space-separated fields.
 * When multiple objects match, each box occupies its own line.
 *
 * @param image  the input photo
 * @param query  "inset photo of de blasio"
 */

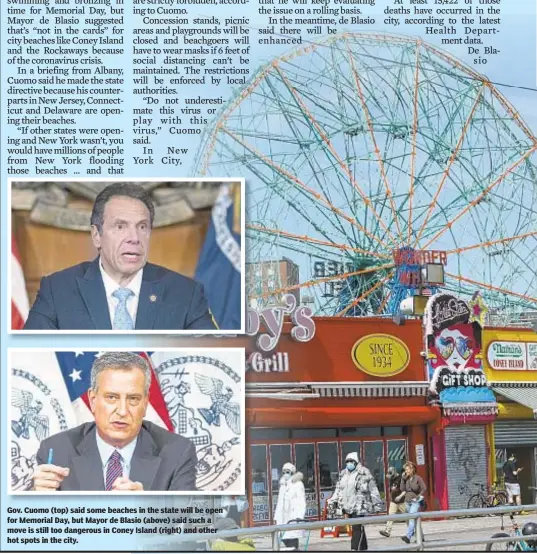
xmin=10 ymin=179 xmax=244 ymax=333
xmin=10 ymin=349 xmax=245 ymax=494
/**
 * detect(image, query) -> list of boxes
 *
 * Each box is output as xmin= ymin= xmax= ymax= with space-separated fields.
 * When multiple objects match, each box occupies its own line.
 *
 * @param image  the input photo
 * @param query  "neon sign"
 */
xmin=393 ymin=249 xmax=448 ymax=266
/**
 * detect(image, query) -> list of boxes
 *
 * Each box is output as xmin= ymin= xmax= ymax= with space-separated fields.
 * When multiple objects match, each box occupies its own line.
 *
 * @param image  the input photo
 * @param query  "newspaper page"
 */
xmin=2 ymin=0 xmax=537 ymax=551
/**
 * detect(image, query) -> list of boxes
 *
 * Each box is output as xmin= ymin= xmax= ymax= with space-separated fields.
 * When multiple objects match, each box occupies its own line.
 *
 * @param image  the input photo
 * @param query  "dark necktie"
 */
xmin=105 ymin=450 xmax=123 ymax=491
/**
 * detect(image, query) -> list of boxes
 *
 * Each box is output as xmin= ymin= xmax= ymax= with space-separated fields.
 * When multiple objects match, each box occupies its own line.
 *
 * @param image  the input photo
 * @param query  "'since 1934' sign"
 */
xmin=351 ymin=334 xmax=410 ymax=377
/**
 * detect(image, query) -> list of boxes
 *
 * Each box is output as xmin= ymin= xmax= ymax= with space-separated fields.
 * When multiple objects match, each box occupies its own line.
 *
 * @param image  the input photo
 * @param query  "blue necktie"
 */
xmin=112 ymin=288 xmax=134 ymax=330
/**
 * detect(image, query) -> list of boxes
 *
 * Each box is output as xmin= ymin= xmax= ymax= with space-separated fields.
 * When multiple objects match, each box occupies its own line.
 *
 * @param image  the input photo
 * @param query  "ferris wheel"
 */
xmin=195 ymin=33 xmax=537 ymax=320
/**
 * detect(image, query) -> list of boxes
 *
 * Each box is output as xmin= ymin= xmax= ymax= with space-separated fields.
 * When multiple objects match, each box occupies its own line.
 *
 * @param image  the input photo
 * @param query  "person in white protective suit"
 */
xmin=274 ymin=462 xmax=306 ymax=550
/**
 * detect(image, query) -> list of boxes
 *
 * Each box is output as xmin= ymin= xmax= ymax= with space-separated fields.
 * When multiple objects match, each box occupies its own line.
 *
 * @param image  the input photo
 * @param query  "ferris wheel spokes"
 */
xmin=248 ymin=263 xmax=395 ymax=301
xmin=346 ymin=41 xmax=475 ymax=249
xmin=273 ymin=65 xmax=399 ymax=247
xmin=445 ymin=272 xmax=537 ymax=306
xmin=422 ymin=146 xmax=537 ymax=251
xmin=408 ymin=40 xmax=422 ymax=246
xmin=346 ymin=42 xmax=419 ymax=243
xmin=247 ymin=224 xmax=391 ymax=260
xmin=336 ymin=273 xmax=393 ymax=317
xmin=222 ymin=127 xmax=392 ymax=250
xmin=444 ymin=231 xmax=537 ymax=257
xmin=376 ymin=290 xmax=392 ymax=315
xmin=200 ymin=33 xmax=537 ymax=320
xmin=344 ymin=38 xmax=403 ymax=243
xmin=413 ymin=85 xmax=486 ymax=248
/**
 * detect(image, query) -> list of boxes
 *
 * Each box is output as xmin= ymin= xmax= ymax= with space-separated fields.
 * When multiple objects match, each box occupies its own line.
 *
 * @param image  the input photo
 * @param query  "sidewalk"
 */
xmin=251 ymin=511 xmax=537 ymax=551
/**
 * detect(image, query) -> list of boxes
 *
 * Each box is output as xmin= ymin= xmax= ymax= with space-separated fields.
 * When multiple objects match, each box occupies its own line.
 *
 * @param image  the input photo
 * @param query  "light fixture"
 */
xmin=421 ymin=263 xmax=445 ymax=285
xmin=400 ymin=295 xmax=429 ymax=316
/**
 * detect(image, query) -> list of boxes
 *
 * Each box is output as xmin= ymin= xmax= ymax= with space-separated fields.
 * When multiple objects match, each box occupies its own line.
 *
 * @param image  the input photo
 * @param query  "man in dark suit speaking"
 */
xmin=23 ymin=182 xmax=217 ymax=330
xmin=32 ymin=352 xmax=197 ymax=492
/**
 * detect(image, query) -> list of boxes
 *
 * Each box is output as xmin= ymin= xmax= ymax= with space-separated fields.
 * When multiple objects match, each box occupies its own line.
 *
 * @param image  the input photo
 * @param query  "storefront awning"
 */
xmin=246 ymin=405 xmax=440 ymax=427
xmin=246 ymin=381 xmax=430 ymax=399
xmin=491 ymin=383 xmax=537 ymax=418
xmin=311 ymin=381 xmax=429 ymax=398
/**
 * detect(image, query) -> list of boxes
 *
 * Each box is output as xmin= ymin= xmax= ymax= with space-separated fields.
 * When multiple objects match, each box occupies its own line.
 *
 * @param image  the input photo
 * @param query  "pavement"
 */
xmin=249 ymin=511 xmax=537 ymax=551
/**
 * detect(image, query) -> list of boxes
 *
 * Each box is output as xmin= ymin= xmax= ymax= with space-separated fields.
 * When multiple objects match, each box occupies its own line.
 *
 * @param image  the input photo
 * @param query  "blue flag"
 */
xmin=195 ymin=184 xmax=242 ymax=330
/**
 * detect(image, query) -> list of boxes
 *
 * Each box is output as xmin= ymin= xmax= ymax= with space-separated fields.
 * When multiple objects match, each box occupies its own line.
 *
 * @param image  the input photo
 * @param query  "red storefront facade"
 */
xmin=243 ymin=316 xmax=441 ymax=526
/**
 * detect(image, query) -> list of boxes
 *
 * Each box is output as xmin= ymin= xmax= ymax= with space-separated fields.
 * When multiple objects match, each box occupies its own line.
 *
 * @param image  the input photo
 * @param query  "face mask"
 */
xmin=346 ymin=462 xmax=356 ymax=472
xmin=281 ymin=471 xmax=292 ymax=481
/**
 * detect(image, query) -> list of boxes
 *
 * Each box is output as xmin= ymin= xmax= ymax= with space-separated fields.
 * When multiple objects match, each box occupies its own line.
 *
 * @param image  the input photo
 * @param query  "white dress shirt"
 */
xmin=99 ymin=259 xmax=143 ymax=327
xmin=95 ymin=432 xmax=138 ymax=483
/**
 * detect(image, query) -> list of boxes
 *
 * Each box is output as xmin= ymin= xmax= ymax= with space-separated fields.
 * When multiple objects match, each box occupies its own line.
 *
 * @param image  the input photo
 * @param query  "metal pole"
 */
xmin=415 ymin=516 xmax=424 ymax=551
xmin=272 ymin=530 xmax=280 ymax=551
xmin=169 ymin=503 xmax=537 ymax=546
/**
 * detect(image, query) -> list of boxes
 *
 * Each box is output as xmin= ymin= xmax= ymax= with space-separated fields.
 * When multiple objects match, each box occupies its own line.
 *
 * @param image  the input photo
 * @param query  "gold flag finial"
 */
xmin=231 ymin=182 xmax=241 ymax=234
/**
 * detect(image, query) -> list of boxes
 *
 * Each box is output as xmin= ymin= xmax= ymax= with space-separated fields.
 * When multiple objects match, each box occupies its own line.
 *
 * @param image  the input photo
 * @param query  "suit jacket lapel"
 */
xmin=76 ymin=258 xmax=112 ymax=330
xmin=130 ymin=425 xmax=161 ymax=490
xmin=135 ymin=267 xmax=165 ymax=330
xmin=72 ymin=426 xmax=105 ymax=491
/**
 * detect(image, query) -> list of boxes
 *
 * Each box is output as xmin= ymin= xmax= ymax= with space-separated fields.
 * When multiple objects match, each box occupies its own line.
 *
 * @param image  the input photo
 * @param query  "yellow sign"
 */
xmin=483 ymin=328 xmax=537 ymax=382
xmin=351 ymin=334 xmax=410 ymax=377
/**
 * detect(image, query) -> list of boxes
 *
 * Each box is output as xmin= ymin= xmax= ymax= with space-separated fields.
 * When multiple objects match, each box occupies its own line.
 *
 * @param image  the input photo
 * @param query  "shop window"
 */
xmin=291 ymin=428 xmax=337 ymax=439
xmin=317 ymin=442 xmax=339 ymax=512
xmin=339 ymin=427 xmax=382 ymax=437
xmin=339 ymin=427 xmax=359 ymax=435
xmin=251 ymin=445 xmax=270 ymax=523
xmin=270 ymin=444 xmax=293 ymax=521
xmin=295 ymin=443 xmax=319 ymax=518
xmin=383 ymin=426 xmax=405 ymax=436
xmin=363 ymin=440 xmax=386 ymax=504
xmin=495 ymin=448 xmax=507 ymax=486
xmin=387 ymin=439 xmax=407 ymax=475
xmin=341 ymin=441 xmax=362 ymax=468
xmin=250 ymin=428 xmax=291 ymax=440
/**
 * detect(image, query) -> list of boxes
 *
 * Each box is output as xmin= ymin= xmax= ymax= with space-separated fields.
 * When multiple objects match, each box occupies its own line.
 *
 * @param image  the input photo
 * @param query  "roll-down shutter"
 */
xmin=494 ymin=420 xmax=537 ymax=446
xmin=445 ymin=425 xmax=488 ymax=510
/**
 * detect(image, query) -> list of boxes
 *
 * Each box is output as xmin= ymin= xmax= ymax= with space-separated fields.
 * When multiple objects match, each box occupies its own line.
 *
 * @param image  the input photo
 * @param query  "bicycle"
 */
xmin=468 ymin=482 xmax=509 ymax=510
xmin=486 ymin=513 xmax=537 ymax=551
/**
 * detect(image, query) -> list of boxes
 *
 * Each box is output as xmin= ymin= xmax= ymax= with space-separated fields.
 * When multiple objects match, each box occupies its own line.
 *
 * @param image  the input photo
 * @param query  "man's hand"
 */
xmin=33 ymin=464 xmax=69 ymax=491
xmin=112 ymin=476 xmax=144 ymax=491
xmin=395 ymin=493 xmax=405 ymax=502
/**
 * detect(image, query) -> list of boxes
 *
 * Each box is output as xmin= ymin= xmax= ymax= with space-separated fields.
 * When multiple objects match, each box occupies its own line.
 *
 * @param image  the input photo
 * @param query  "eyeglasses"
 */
xmin=435 ymin=336 xmax=473 ymax=360
xmin=345 ymin=460 xmax=356 ymax=465
xmin=282 ymin=470 xmax=292 ymax=475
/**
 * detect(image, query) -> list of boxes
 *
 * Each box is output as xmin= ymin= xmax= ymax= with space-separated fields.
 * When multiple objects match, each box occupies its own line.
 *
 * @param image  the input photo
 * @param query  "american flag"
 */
xmin=11 ymin=236 xmax=29 ymax=330
xmin=56 ymin=352 xmax=173 ymax=430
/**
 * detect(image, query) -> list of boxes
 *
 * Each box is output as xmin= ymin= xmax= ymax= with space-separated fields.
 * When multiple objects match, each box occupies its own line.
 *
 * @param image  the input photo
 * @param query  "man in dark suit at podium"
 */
xmin=24 ymin=182 xmax=217 ymax=331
